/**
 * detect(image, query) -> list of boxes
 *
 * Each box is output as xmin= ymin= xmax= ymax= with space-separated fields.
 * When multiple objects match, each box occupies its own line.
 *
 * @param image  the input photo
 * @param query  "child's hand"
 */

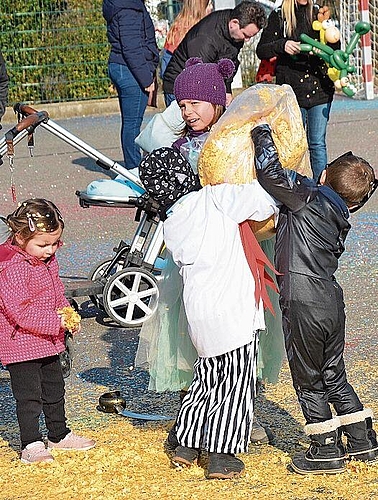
xmin=57 ymin=306 xmax=81 ymax=334
xmin=69 ymin=322 xmax=81 ymax=336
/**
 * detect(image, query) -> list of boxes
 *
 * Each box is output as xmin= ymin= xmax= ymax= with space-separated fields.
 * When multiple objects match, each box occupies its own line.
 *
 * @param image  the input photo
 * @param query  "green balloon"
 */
xmin=342 ymin=86 xmax=355 ymax=97
xmin=354 ymin=21 xmax=371 ymax=35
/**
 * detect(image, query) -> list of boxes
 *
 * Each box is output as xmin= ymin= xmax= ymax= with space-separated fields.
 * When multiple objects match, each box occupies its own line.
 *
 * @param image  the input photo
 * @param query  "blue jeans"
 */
xmin=160 ymin=48 xmax=173 ymax=80
xmin=164 ymin=92 xmax=176 ymax=108
xmin=301 ymin=102 xmax=332 ymax=181
xmin=108 ymin=62 xmax=148 ymax=169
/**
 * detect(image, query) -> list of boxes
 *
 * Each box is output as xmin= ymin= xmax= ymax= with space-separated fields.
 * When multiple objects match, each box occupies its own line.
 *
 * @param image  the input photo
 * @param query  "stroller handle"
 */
xmin=6 ymin=103 xmax=49 ymax=141
xmin=14 ymin=103 xmax=41 ymax=117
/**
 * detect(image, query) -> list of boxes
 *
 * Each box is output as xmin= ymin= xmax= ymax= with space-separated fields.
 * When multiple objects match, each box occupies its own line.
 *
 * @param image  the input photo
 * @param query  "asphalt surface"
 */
xmin=0 ymin=93 xmax=377 ymax=450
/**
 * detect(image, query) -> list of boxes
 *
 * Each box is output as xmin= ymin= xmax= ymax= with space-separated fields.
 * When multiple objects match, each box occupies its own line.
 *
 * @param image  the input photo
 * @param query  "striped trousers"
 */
xmin=175 ymin=337 xmax=259 ymax=454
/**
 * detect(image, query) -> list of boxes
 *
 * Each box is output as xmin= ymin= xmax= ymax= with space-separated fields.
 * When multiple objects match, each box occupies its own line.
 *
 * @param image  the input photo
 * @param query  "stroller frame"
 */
xmin=0 ymin=103 xmax=165 ymax=328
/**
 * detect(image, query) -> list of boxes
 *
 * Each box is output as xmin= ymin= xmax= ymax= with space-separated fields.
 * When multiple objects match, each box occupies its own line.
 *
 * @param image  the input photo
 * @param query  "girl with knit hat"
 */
xmin=137 ymin=58 xmax=280 ymax=479
xmin=171 ymin=57 xmax=234 ymax=166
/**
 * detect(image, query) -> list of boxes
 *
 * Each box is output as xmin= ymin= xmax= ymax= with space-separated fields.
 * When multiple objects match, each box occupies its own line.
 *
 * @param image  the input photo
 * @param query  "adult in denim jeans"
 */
xmin=103 ymin=0 xmax=159 ymax=174
xmin=257 ymin=0 xmax=340 ymax=180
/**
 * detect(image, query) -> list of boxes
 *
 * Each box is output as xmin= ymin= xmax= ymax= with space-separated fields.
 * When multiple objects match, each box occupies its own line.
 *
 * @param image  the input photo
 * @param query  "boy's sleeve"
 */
xmin=251 ymin=124 xmax=318 ymax=212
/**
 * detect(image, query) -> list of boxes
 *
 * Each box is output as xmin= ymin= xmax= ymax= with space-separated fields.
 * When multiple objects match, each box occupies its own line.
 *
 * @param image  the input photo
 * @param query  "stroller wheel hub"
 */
xmin=128 ymin=292 xmax=139 ymax=303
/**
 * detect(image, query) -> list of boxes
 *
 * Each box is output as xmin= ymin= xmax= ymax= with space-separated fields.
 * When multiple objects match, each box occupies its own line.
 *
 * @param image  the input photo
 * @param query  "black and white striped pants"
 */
xmin=175 ymin=336 xmax=259 ymax=454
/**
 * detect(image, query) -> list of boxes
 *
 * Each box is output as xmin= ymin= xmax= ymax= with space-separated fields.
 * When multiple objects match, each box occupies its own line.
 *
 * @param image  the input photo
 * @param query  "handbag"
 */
xmin=255 ymin=57 xmax=277 ymax=83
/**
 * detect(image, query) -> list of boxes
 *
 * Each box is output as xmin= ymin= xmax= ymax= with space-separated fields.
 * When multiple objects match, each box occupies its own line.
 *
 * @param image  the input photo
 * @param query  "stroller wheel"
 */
xmin=89 ymin=258 xmax=125 ymax=309
xmin=102 ymin=267 xmax=159 ymax=327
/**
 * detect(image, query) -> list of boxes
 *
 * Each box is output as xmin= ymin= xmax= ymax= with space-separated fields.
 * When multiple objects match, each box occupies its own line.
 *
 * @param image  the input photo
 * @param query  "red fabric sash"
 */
xmin=239 ymin=220 xmax=280 ymax=315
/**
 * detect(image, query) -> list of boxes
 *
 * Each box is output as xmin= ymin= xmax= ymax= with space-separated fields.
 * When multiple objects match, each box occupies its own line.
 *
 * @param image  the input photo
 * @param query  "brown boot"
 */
xmin=250 ymin=417 xmax=274 ymax=445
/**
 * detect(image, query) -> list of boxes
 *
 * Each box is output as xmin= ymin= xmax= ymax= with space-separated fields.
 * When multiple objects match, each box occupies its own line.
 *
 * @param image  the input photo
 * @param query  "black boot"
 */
xmin=290 ymin=417 xmax=347 ymax=475
xmin=339 ymin=408 xmax=378 ymax=463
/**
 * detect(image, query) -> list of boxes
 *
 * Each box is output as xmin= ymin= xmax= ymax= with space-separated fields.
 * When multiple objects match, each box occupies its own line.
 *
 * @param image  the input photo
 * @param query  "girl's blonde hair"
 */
xmin=7 ymin=198 xmax=64 ymax=244
xmin=281 ymin=0 xmax=314 ymax=36
xmin=165 ymin=0 xmax=212 ymax=50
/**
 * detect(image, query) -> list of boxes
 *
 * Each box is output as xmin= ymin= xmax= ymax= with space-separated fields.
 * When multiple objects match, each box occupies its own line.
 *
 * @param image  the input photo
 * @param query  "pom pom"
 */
xmin=185 ymin=57 xmax=203 ymax=68
xmin=217 ymin=58 xmax=235 ymax=79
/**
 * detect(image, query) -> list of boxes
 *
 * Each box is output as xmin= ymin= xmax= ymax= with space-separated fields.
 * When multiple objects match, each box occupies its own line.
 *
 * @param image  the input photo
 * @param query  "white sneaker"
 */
xmin=21 ymin=441 xmax=54 ymax=464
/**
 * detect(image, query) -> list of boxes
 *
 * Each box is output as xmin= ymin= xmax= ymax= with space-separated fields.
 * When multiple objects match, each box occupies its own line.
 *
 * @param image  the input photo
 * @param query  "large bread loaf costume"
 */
xmin=197 ymin=84 xmax=312 ymax=240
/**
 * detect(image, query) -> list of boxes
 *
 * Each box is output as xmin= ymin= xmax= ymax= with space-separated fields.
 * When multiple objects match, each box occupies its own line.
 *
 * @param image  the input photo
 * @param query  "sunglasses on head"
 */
xmin=326 ymin=151 xmax=378 ymax=213
xmin=349 ymin=177 xmax=378 ymax=213
xmin=325 ymin=151 xmax=353 ymax=169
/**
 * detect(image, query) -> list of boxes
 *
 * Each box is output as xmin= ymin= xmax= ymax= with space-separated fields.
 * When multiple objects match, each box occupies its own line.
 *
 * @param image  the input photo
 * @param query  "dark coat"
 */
xmin=256 ymin=5 xmax=340 ymax=108
xmin=163 ymin=9 xmax=242 ymax=95
xmin=102 ymin=0 xmax=159 ymax=89
xmin=0 ymin=51 xmax=8 ymax=123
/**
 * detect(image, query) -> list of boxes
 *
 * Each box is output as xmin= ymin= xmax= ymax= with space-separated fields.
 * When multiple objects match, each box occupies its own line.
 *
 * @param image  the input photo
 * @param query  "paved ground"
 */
xmin=0 ymin=93 xmax=377 ymax=452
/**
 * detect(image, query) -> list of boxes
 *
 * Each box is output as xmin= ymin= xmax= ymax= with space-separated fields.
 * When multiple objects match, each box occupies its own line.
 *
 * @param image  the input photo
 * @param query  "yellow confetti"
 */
xmin=57 ymin=306 xmax=81 ymax=332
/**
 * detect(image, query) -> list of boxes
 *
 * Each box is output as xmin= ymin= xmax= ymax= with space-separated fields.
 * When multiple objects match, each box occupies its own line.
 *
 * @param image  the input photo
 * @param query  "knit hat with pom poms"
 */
xmin=174 ymin=57 xmax=235 ymax=107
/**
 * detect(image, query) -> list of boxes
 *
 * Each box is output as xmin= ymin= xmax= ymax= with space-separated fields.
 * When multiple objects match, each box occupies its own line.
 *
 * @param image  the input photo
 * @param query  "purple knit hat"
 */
xmin=174 ymin=57 xmax=235 ymax=107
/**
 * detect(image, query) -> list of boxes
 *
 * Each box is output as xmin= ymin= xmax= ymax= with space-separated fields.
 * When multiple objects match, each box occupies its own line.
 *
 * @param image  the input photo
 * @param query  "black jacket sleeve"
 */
xmin=256 ymin=10 xmax=287 ymax=60
xmin=251 ymin=124 xmax=318 ymax=212
xmin=0 ymin=52 xmax=9 ymax=122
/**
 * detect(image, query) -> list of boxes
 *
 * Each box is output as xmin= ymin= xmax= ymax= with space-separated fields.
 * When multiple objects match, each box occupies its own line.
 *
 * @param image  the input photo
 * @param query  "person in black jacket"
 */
xmin=251 ymin=123 xmax=378 ymax=475
xmin=256 ymin=0 xmax=340 ymax=181
xmin=163 ymin=1 xmax=267 ymax=107
xmin=0 ymin=51 xmax=9 ymax=128
xmin=102 ymin=0 xmax=159 ymax=175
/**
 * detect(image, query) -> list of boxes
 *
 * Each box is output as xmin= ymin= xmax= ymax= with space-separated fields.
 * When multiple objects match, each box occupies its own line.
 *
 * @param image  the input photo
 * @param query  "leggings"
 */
xmin=7 ymin=355 xmax=70 ymax=448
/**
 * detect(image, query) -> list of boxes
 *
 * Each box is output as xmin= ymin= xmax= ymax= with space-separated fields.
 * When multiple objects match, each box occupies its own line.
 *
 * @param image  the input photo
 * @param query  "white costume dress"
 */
xmin=163 ymin=182 xmax=279 ymax=357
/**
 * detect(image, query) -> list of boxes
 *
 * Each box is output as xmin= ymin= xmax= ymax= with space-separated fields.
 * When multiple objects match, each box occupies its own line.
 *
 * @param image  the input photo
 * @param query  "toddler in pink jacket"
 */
xmin=0 ymin=198 xmax=95 ymax=464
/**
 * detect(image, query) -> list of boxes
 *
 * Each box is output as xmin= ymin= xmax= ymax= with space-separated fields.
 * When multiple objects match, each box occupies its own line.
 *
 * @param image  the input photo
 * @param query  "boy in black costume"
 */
xmin=251 ymin=123 xmax=378 ymax=475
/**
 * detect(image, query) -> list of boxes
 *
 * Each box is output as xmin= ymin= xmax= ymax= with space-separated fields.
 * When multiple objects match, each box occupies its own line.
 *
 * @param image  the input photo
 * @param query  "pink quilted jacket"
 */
xmin=0 ymin=241 xmax=69 ymax=365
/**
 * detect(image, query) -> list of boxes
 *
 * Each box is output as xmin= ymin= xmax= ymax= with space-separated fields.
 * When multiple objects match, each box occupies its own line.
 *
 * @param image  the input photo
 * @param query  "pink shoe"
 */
xmin=21 ymin=441 xmax=54 ymax=464
xmin=48 ymin=431 xmax=95 ymax=451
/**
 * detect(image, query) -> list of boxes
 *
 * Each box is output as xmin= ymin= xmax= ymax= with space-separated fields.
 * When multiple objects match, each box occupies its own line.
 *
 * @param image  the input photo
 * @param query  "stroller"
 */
xmin=0 ymin=103 xmax=165 ymax=328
